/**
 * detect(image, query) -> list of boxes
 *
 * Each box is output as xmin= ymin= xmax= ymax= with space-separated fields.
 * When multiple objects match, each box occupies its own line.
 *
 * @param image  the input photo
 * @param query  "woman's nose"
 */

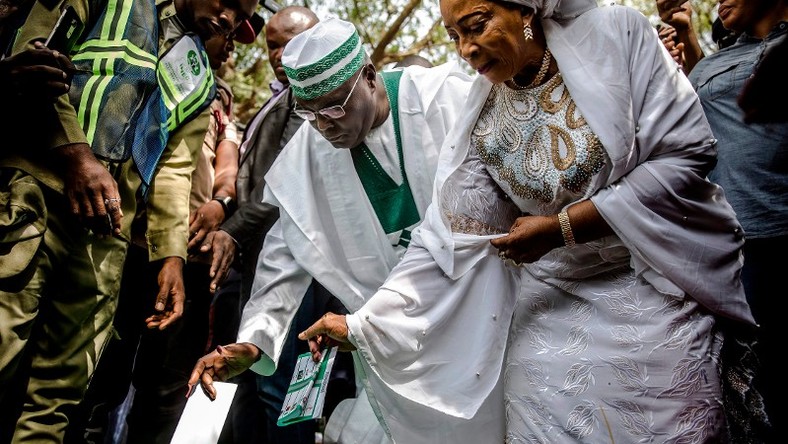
xmin=459 ymin=38 xmax=478 ymax=62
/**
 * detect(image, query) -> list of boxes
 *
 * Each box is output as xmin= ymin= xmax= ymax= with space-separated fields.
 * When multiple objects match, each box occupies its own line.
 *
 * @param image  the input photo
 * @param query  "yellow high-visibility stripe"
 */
xmin=115 ymin=0 xmax=134 ymax=40
xmin=100 ymin=0 xmax=119 ymax=39
xmin=180 ymin=72 xmax=213 ymax=118
xmin=157 ymin=70 xmax=178 ymax=109
xmin=72 ymin=43 xmax=157 ymax=70
xmin=85 ymin=70 xmax=115 ymax=143
xmin=167 ymin=80 xmax=211 ymax=131
xmin=75 ymin=39 xmax=158 ymax=65
xmin=77 ymin=67 xmax=101 ymax=132
xmin=71 ymin=41 xmax=157 ymax=67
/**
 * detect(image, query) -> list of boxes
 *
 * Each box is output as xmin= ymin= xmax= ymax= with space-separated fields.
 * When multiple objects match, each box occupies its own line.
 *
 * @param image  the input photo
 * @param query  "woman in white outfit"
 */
xmin=300 ymin=0 xmax=767 ymax=442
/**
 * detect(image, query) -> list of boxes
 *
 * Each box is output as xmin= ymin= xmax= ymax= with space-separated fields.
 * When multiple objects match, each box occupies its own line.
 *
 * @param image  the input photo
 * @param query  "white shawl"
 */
xmin=346 ymin=3 xmax=755 ymax=433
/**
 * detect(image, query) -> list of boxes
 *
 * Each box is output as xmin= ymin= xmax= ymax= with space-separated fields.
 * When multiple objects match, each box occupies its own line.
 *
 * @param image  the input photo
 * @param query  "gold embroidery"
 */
xmin=566 ymin=101 xmax=586 ymax=129
xmin=471 ymin=76 xmax=607 ymax=205
xmin=548 ymin=125 xmax=576 ymax=171
xmin=540 ymin=75 xmax=568 ymax=114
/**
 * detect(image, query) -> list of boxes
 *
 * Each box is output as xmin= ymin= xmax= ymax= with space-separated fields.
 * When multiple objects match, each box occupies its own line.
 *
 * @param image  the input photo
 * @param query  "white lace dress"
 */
xmin=462 ymin=75 xmax=727 ymax=443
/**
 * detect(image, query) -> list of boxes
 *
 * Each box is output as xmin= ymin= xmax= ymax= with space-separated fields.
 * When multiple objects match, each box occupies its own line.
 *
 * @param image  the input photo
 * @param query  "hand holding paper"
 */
xmin=278 ymin=346 xmax=338 ymax=426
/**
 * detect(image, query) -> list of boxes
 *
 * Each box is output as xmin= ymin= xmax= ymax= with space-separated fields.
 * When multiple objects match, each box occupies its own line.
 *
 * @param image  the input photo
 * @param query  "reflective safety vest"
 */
xmin=67 ymin=0 xmax=215 ymax=192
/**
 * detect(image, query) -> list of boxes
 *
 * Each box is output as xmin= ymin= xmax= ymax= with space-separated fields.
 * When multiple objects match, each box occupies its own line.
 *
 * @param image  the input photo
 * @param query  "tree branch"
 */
xmin=370 ymin=0 xmax=422 ymax=65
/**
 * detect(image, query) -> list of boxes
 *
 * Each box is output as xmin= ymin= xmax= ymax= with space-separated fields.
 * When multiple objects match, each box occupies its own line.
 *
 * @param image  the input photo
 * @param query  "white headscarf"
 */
xmin=502 ymin=0 xmax=597 ymax=20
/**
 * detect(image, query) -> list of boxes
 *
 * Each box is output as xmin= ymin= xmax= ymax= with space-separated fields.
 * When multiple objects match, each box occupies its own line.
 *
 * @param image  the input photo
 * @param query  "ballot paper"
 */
xmin=277 ymin=346 xmax=338 ymax=426
xmin=171 ymin=381 xmax=238 ymax=444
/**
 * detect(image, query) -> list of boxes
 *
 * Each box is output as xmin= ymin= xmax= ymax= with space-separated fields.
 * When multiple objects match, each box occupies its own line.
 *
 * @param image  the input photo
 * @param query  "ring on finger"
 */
xmin=104 ymin=197 xmax=121 ymax=205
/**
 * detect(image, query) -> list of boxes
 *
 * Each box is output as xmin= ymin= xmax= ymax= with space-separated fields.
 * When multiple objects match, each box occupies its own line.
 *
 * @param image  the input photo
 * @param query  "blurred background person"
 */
xmin=684 ymin=0 xmax=788 ymax=440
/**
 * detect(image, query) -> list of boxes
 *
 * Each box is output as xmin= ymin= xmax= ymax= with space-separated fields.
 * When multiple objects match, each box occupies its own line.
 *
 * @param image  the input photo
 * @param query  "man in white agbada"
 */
xmin=187 ymin=18 xmax=479 ymax=442
xmin=300 ymin=0 xmax=760 ymax=443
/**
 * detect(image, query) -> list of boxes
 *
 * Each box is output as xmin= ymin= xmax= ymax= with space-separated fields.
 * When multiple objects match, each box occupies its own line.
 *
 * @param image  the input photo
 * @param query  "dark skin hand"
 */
xmin=298 ymin=312 xmax=356 ymax=362
xmin=187 ymin=200 xmax=225 ymax=254
xmin=656 ymin=0 xmax=690 ymax=29
xmin=492 ymin=200 xmax=613 ymax=265
xmin=53 ymin=143 xmax=123 ymax=236
xmin=192 ymin=137 xmax=237 ymax=287
xmin=144 ymin=256 xmax=186 ymax=330
xmin=655 ymin=0 xmax=703 ymax=73
xmin=187 ymin=342 xmax=262 ymax=400
xmin=189 ymin=138 xmax=238 ymax=254
xmin=200 ymin=229 xmax=236 ymax=293
xmin=491 ymin=214 xmax=565 ymax=265
xmin=658 ymin=25 xmax=685 ymax=67
xmin=0 ymin=42 xmax=75 ymax=101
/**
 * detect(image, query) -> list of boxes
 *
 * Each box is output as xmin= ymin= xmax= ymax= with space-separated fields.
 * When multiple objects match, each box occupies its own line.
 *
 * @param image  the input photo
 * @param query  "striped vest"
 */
xmin=67 ymin=0 xmax=215 ymax=192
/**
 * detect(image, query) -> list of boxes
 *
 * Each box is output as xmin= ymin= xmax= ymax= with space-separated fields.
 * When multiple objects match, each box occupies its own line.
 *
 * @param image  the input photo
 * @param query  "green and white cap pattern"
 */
xmin=282 ymin=18 xmax=365 ymax=101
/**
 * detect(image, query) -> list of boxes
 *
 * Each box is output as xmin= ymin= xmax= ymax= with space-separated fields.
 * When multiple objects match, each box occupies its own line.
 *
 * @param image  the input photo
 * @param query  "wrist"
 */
xmin=212 ymin=195 xmax=236 ymax=217
xmin=557 ymin=210 xmax=576 ymax=247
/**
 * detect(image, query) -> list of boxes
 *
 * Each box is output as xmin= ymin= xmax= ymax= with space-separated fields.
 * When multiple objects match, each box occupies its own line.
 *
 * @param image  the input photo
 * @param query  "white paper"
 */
xmin=170 ymin=381 xmax=238 ymax=444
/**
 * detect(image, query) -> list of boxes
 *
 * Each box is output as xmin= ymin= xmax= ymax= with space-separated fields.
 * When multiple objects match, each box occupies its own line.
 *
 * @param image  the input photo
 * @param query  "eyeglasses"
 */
xmin=294 ymin=68 xmax=364 ymax=121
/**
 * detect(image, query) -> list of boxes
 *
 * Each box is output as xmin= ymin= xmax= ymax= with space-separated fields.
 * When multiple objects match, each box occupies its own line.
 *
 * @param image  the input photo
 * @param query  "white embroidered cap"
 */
xmin=282 ymin=17 xmax=365 ymax=101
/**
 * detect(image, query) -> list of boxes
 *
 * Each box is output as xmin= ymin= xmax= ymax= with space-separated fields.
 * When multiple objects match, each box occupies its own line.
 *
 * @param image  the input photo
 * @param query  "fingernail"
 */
xmin=156 ymin=302 xmax=164 ymax=311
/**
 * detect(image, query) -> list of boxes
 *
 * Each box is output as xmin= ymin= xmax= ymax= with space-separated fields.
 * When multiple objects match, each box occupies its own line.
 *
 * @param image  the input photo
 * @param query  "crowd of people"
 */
xmin=0 ymin=0 xmax=784 ymax=443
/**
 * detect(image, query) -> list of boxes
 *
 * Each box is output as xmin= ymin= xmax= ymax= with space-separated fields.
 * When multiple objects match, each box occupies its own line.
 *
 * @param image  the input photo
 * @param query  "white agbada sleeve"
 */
xmin=237 ymin=218 xmax=313 ymax=376
xmin=238 ymin=62 xmax=476 ymax=378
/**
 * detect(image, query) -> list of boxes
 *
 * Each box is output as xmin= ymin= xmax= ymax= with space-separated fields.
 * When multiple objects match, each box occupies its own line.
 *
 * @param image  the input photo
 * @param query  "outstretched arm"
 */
xmin=188 ymin=343 xmax=261 ymax=400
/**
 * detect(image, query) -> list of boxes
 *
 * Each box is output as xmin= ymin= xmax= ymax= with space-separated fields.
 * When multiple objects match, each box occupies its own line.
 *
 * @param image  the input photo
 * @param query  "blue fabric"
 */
xmin=688 ymin=23 xmax=788 ymax=238
xmin=68 ymin=0 xmax=160 ymax=163
xmin=134 ymin=34 xmax=216 ymax=196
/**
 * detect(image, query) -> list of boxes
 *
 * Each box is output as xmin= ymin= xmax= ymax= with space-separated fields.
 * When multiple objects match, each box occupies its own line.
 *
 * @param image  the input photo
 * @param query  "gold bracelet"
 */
xmin=558 ymin=211 xmax=576 ymax=247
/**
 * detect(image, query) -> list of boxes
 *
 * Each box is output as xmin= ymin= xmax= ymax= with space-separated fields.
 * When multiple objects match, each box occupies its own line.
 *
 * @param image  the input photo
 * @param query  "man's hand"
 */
xmin=54 ymin=143 xmax=123 ymax=236
xmin=656 ymin=0 xmax=692 ymax=30
xmin=0 ymin=42 xmax=75 ymax=101
xmin=200 ymin=230 xmax=237 ymax=293
xmin=187 ymin=200 xmax=225 ymax=253
xmin=187 ymin=343 xmax=261 ymax=400
xmin=145 ymin=257 xmax=185 ymax=330
xmin=298 ymin=313 xmax=356 ymax=363
xmin=658 ymin=25 xmax=685 ymax=67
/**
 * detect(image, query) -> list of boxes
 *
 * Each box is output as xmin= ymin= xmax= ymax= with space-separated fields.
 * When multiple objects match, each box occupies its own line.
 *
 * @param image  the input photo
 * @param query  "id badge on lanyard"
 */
xmin=157 ymin=33 xmax=215 ymax=131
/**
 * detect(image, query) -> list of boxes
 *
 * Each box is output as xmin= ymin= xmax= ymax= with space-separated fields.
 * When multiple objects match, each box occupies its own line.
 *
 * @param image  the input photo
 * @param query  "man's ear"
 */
xmin=363 ymin=62 xmax=377 ymax=87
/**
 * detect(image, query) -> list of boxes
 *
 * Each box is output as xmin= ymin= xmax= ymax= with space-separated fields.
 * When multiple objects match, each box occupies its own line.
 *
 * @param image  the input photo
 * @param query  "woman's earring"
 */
xmin=523 ymin=24 xmax=533 ymax=41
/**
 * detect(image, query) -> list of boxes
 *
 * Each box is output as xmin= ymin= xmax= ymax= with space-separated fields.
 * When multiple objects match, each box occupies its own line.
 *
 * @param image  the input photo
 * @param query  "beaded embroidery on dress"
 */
xmin=471 ymin=72 xmax=608 ymax=215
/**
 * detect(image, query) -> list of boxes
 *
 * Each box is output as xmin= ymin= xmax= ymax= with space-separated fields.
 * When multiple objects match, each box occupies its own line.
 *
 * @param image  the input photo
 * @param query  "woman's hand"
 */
xmin=298 ymin=312 xmax=356 ymax=362
xmin=491 ymin=214 xmax=563 ymax=265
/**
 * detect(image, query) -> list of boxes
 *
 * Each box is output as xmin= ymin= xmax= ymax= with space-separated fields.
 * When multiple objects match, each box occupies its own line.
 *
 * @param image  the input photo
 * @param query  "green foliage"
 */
xmin=224 ymin=0 xmax=720 ymax=125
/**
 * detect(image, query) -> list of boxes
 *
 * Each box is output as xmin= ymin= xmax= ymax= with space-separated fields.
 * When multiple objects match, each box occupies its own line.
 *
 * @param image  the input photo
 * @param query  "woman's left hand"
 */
xmin=298 ymin=312 xmax=357 ymax=362
xmin=491 ymin=214 xmax=562 ymax=265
